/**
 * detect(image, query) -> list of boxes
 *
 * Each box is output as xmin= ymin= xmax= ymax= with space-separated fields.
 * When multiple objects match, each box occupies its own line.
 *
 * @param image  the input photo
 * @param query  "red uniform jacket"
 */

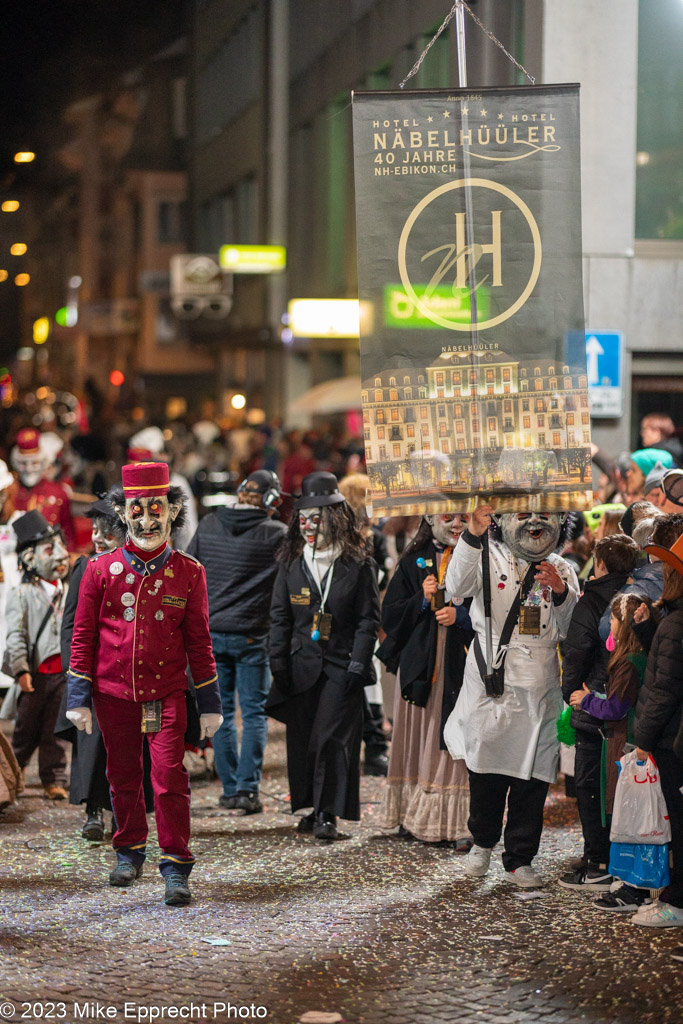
xmin=15 ymin=480 xmax=76 ymax=550
xmin=66 ymin=544 xmax=220 ymax=715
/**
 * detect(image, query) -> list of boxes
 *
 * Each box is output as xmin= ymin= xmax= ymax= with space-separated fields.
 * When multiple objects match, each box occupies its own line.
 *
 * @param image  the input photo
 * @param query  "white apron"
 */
xmin=444 ymin=535 xmax=579 ymax=783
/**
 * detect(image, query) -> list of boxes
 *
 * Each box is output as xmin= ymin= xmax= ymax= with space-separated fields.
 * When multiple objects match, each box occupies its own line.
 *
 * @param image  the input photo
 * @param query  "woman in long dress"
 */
xmin=377 ymin=514 xmax=473 ymax=846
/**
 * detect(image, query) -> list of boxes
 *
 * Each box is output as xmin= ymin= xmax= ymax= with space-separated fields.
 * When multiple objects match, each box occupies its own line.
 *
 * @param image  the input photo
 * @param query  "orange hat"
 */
xmin=121 ymin=461 xmax=169 ymax=499
xmin=15 ymin=427 xmax=41 ymax=456
xmin=646 ymin=532 xmax=683 ymax=577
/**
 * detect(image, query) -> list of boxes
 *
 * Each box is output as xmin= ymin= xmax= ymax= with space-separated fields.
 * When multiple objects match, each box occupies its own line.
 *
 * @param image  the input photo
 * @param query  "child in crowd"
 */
xmin=559 ymin=533 xmax=640 ymax=890
xmin=570 ymin=591 xmax=658 ymax=911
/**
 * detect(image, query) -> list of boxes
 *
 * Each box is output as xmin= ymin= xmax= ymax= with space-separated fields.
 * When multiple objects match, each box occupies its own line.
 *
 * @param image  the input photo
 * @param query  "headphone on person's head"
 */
xmin=237 ymin=470 xmax=282 ymax=510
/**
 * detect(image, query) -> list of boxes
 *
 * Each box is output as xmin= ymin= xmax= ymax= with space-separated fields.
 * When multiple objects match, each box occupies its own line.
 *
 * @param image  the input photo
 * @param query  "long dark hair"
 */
xmin=278 ymin=502 xmax=367 ymax=566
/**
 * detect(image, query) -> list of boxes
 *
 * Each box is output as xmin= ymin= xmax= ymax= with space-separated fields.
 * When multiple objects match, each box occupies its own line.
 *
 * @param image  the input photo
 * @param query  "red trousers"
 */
xmin=94 ymin=690 xmax=194 ymax=876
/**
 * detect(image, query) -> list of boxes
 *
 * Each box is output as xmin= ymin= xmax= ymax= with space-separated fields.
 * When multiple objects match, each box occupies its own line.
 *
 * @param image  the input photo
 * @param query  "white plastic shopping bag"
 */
xmin=609 ymin=750 xmax=671 ymax=845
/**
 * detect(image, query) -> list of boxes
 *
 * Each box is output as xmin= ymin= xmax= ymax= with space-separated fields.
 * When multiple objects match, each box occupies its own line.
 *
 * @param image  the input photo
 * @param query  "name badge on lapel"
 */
xmin=290 ymin=587 xmax=311 ymax=606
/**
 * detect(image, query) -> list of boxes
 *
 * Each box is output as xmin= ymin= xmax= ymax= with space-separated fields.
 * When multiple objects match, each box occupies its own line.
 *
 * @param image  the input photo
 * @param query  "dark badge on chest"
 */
xmin=519 ymin=606 xmax=542 ymax=635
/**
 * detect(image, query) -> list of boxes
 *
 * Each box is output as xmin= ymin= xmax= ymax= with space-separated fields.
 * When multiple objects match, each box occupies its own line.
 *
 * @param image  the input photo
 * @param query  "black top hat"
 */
xmin=294 ymin=471 xmax=346 ymax=510
xmin=13 ymin=510 xmax=61 ymax=551
xmin=85 ymin=498 xmax=117 ymax=520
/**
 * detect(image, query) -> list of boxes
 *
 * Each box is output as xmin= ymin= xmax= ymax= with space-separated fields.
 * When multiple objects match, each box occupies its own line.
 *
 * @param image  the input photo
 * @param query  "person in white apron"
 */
xmin=444 ymin=506 xmax=579 ymax=887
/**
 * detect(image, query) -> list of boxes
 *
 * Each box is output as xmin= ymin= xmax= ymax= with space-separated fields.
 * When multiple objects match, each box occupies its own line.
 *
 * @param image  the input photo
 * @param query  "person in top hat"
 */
xmin=65 ymin=462 xmax=222 ymax=906
xmin=267 ymin=471 xmax=380 ymax=841
xmin=11 ymin=428 xmax=76 ymax=550
xmin=631 ymin=515 xmax=683 ymax=928
xmin=186 ymin=469 xmax=287 ymax=815
xmin=5 ymin=510 xmax=70 ymax=800
xmin=55 ymin=497 xmax=136 ymax=842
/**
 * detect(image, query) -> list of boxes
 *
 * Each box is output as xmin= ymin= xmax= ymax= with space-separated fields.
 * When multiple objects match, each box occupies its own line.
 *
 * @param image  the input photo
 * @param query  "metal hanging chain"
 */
xmin=399 ymin=0 xmax=536 ymax=89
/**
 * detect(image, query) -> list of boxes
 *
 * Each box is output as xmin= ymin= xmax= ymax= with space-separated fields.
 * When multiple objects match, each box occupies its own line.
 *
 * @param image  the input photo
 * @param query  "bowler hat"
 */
xmin=294 ymin=471 xmax=346 ymax=510
xmin=13 ymin=510 xmax=61 ymax=552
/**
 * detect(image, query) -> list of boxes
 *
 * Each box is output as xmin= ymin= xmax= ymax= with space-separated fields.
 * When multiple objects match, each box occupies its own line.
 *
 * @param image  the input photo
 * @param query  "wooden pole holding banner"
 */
xmin=455 ymin=4 xmax=495 ymax=685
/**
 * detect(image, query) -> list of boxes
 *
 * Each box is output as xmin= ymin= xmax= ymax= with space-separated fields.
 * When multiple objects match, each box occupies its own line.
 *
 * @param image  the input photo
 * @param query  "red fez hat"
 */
xmin=121 ymin=461 xmax=170 ymax=499
xmin=16 ymin=428 xmax=41 ymax=456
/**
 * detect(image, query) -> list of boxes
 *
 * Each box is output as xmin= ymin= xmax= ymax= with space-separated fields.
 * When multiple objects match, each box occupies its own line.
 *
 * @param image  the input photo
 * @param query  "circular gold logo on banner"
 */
xmin=397 ymin=178 xmax=542 ymax=332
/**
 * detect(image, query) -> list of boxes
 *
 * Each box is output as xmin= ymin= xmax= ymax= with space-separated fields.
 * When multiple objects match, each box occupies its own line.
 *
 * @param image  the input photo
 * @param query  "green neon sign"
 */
xmin=384 ymin=283 xmax=490 ymax=329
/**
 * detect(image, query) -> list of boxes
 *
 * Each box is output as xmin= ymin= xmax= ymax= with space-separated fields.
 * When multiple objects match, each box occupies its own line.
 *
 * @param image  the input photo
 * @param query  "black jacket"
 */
xmin=60 ymin=555 xmax=87 ymax=673
xmin=376 ymin=540 xmax=473 ymax=744
xmin=186 ymin=505 xmax=286 ymax=637
xmin=266 ymin=554 xmax=380 ymax=709
xmin=633 ymin=600 xmax=683 ymax=754
xmin=561 ymin=570 xmax=632 ymax=732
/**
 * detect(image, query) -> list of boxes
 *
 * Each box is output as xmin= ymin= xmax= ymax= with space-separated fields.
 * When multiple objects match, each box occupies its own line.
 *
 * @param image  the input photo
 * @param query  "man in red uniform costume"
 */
xmin=65 ymin=462 xmax=222 ymax=906
xmin=11 ymin=428 xmax=76 ymax=550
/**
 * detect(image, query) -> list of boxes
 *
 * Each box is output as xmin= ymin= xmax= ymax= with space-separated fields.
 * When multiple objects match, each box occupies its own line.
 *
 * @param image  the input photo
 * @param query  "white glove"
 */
xmin=66 ymin=707 xmax=93 ymax=735
xmin=200 ymin=713 xmax=223 ymax=740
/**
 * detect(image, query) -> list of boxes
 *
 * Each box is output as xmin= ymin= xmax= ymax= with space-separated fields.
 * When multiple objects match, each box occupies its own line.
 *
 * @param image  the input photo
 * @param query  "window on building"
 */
xmin=403 ymin=375 xmax=410 ymax=384
xmin=567 ymin=413 xmax=575 ymax=425
xmin=583 ymin=430 xmax=590 ymax=442
xmin=522 ymin=399 xmax=529 ymax=411
xmin=439 ymin=423 xmax=447 ymax=436
xmin=391 ymin=408 xmax=399 ymax=421
xmin=536 ymin=399 xmax=544 ymax=412
xmin=423 ymin=442 xmax=431 ymax=453
xmin=375 ymin=390 xmax=383 ymax=402
xmin=487 ymin=386 xmax=494 ymax=396
xmin=579 ymin=376 xmax=587 ymax=388
xmin=453 ymin=372 xmax=461 ymax=384
xmin=535 ymin=378 xmax=543 ymax=391
xmin=503 ymin=367 xmax=511 ymax=382
xmin=454 ymin=404 xmax=462 ymax=417
xmin=580 ymin=395 xmax=589 ymax=407
xmin=457 ymin=438 xmax=465 ymax=450
xmin=521 ymin=380 xmax=528 ymax=391
xmin=377 ymin=427 xmax=385 ymax=439
xmin=389 ymin=389 xmax=398 ymax=401
xmin=441 ymin=441 xmax=450 ymax=454
xmin=550 ymin=378 xmax=557 ymax=390
xmin=524 ymin=435 xmax=532 ymax=448
xmin=538 ymin=432 xmax=546 ymax=446
xmin=419 ymin=388 xmax=427 ymax=398
xmin=389 ymin=377 xmax=396 ymax=386
xmin=407 ymin=424 xmax=415 ymax=437
xmin=553 ymin=432 xmax=561 ymax=446
xmin=420 ymin=407 xmax=428 ymax=419
xmin=486 ymin=369 xmax=494 ymax=383
xmin=378 ymin=445 xmax=387 ymax=459
xmin=568 ymin=431 xmax=575 ymax=444
xmin=534 ymin=366 xmax=541 ymax=376
xmin=471 ymin=402 xmax=479 ymax=414
xmin=436 ymin=372 xmax=444 ymax=386
xmin=437 ymin=389 xmax=444 ymax=400
xmin=418 ymin=375 xmax=425 ymax=384
xmin=582 ymin=412 xmax=590 ymax=424
xmin=404 ymin=388 xmax=412 ymax=400
xmin=474 ymin=438 xmax=482 ymax=449
xmin=472 ymin=419 xmax=480 ymax=432
xmin=438 ymin=405 xmax=446 ymax=417
xmin=503 ymin=399 xmax=512 ymax=413
xmin=523 ymin=416 xmax=530 ymax=429
xmin=636 ymin=0 xmax=683 ymax=238
xmin=361 ymin=391 xmax=368 ymax=402
xmin=376 ymin=410 xmax=385 ymax=424
xmin=488 ymin=418 xmax=496 ymax=431
xmin=364 ymin=430 xmax=370 ymax=441
xmin=564 ymin=377 xmax=573 ymax=389
xmin=456 ymin=421 xmax=464 ymax=433
xmin=538 ymin=415 xmax=545 ymax=426
xmin=363 ymin=410 xmax=369 ymax=424
xmin=375 ymin=378 xmax=381 ymax=386
xmin=393 ymin=443 xmax=401 ymax=457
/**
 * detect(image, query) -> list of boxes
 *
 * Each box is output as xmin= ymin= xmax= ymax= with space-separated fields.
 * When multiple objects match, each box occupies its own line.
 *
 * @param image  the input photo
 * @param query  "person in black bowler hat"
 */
xmin=267 ymin=471 xmax=380 ymax=840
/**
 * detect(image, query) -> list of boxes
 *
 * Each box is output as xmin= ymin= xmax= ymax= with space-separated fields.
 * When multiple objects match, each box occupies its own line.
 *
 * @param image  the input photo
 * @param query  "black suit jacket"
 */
xmin=267 ymin=554 xmax=380 ymax=710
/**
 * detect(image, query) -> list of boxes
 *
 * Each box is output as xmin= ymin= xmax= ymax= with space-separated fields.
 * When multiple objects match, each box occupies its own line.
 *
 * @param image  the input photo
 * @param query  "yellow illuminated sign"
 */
xmin=288 ymin=299 xmax=360 ymax=338
xmin=219 ymin=244 xmax=286 ymax=274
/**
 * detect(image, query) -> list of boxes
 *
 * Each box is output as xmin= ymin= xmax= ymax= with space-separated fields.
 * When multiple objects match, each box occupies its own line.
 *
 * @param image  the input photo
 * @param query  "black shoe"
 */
xmin=558 ymin=865 xmax=613 ymax=891
xmin=164 ymin=872 xmax=191 ymax=906
xmin=594 ymin=884 xmax=649 ymax=912
xmin=397 ymin=825 xmax=415 ymax=840
xmin=236 ymin=790 xmax=263 ymax=815
xmin=313 ymin=812 xmax=338 ymax=841
xmin=218 ymin=794 xmax=240 ymax=809
xmin=364 ymin=754 xmax=389 ymax=777
xmin=82 ymin=809 xmax=105 ymax=842
xmin=296 ymin=812 xmax=315 ymax=834
xmin=109 ymin=862 xmax=143 ymax=887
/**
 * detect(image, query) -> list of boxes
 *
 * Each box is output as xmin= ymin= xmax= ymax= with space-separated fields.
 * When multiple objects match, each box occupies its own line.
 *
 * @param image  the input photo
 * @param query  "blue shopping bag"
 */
xmin=609 ymin=841 xmax=670 ymax=889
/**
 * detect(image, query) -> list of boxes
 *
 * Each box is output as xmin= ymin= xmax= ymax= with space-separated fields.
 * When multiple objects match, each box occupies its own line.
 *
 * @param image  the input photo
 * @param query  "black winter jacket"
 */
xmin=186 ymin=505 xmax=286 ymax=636
xmin=561 ymin=570 xmax=632 ymax=732
xmin=633 ymin=599 xmax=683 ymax=753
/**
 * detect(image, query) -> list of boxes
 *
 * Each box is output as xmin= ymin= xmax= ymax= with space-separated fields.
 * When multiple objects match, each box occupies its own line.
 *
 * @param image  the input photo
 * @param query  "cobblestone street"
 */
xmin=1 ymin=722 xmax=681 ymax=1024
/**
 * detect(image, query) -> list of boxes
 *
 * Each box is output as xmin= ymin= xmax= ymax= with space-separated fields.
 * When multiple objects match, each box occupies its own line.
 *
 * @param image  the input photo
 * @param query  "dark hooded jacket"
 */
xmin=633 ymin=598 xmax=683 ymax=753
xmin=186 ymin=504 xmax=286 ymax=636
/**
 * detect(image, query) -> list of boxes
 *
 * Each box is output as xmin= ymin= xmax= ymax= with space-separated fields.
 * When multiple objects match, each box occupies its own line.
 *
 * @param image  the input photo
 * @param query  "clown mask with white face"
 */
xmin=14 ymin=453 xmax=48 ymax=489
xmin=426 ymin=512 xmax=469 ymax=548
xmin=299 ymin=508 xmax=332 ymax=552
xmin=500 ymin=512 xmax=563 ymax=562
xmin=116 ymin=495 xmax=181 ymax=552
xmin=24 ymin=533 xmax=69 ymax=582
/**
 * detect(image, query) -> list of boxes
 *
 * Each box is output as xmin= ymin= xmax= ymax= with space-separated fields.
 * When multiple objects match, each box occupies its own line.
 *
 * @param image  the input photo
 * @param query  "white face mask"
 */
xmin=500 ymin=512 xmax=562 ymax=561
xmin=15 ymin=455 xmax=47 ymax=489
xmin=299 ymin=508 xmax=332 ymax=551
xmin=121 ymin=495 xmax=179 ymax=552
xmin=26 ymin=534 xmax=69 ymax=581
xmin=426 ymin=513 xmax=469 ymax=547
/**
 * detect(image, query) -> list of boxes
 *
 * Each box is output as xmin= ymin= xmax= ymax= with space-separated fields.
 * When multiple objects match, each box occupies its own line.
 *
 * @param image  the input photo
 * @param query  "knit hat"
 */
xmin=121 ymin=462 xmax=169 ymax=499
xmin=630 ymin=448 xmax=674 ymax=478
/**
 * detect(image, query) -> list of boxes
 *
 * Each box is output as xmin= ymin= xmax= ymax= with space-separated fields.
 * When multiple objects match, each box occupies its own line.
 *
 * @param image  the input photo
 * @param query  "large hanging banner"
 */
xmin=352 ymin=85 xmax=591 ymax=516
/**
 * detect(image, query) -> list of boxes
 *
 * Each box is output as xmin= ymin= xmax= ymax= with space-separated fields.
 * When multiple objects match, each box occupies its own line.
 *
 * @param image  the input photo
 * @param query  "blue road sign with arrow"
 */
xmin=586 ymin=330 xmax=623 ymax=418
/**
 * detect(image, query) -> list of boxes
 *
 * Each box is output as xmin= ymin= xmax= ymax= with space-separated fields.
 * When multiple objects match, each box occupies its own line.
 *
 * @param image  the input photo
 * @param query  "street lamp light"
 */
xmin=1 ymin=201 xmax=19 ymax=212
xmin=0 ymin=270 xmax=7 ymax=282
xmin=10 ymin=243 xmax=27 ymax=255
xmin=14 ymin=273 xmax=30 ymax=286
xmin=14 ymin=152 xmax=35 ymax=163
